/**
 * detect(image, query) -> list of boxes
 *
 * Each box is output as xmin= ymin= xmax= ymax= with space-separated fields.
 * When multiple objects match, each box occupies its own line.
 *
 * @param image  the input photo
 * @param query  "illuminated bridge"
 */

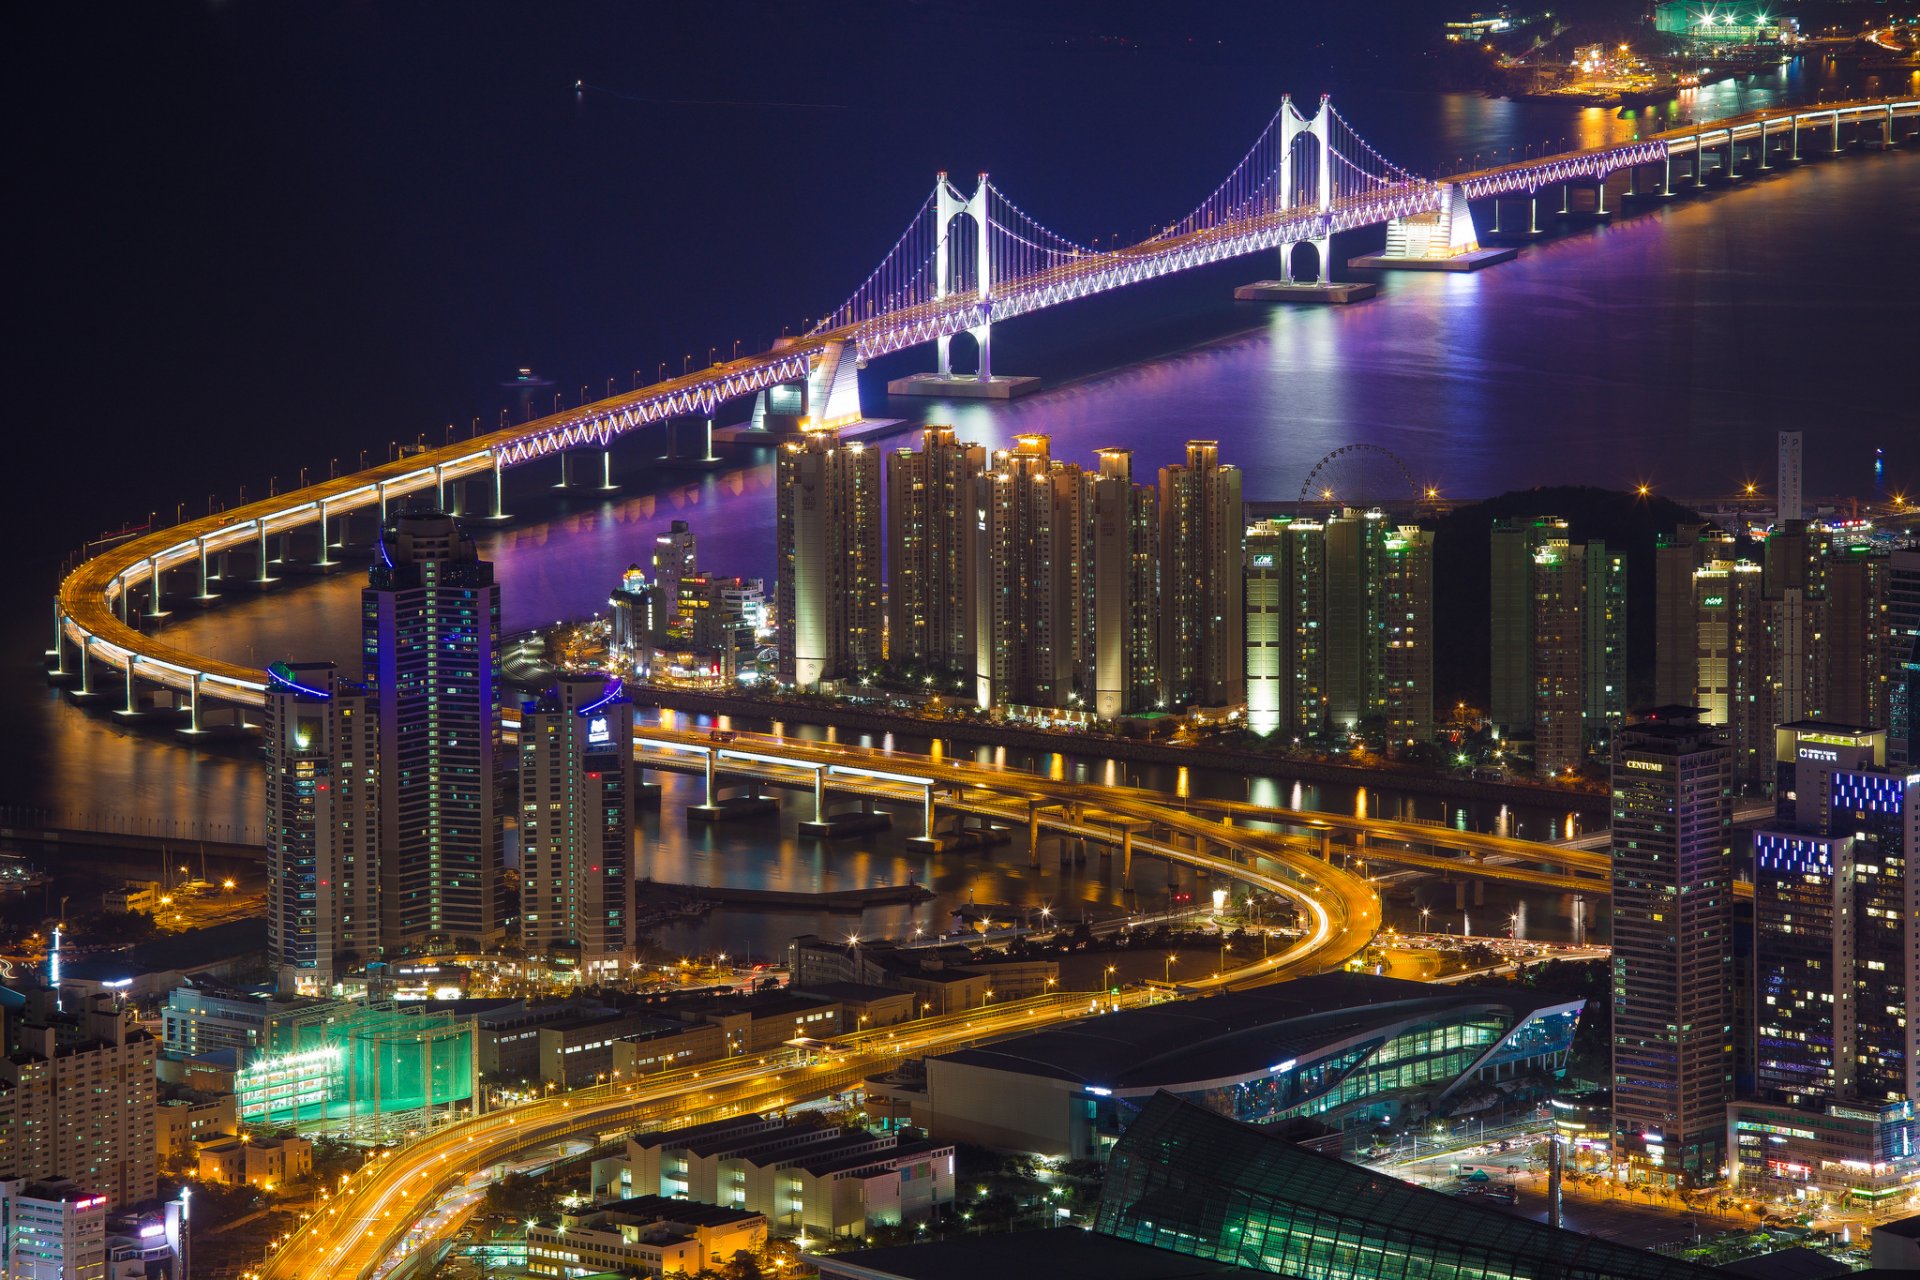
xmin=49 ymin=95 xmax=1920 ymax=721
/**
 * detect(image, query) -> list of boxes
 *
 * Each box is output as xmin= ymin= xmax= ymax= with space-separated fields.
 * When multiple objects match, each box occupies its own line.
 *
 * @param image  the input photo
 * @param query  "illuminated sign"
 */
xmin=587 ymin=716 xmax=611 ymax=746
xmin=1701 ymin=595 xmax=1725 ymax=606
xmin=1626 ymin=759 xmax=1665 ymax=772
xmin=1251 ymin=553 xmax=1275 ymax=568
xmin=1798 ymin=748 xmax=1839 ymax=763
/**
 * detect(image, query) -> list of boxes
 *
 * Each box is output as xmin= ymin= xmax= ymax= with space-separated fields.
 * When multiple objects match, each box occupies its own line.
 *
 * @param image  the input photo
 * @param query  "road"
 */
xmin=250 ymin=992 xmax=1151 ymax=1280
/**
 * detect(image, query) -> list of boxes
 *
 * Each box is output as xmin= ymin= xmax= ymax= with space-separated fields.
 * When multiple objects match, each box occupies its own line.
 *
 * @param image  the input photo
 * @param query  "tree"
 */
xmin=726 ymin=1250 xmax=763 ymax=1280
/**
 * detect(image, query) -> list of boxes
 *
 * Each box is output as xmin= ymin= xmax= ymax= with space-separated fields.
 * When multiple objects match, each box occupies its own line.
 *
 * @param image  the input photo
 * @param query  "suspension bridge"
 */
xmin=48 ymin=93 xmax=1920 ymax=719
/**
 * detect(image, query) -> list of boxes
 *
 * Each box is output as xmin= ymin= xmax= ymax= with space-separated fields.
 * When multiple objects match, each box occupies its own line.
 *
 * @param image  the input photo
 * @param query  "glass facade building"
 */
xmin=234 ymin=1001 xmax=477 ymax=1126
xmin=1098 ymin=1092 xmax=1716 ymax=1280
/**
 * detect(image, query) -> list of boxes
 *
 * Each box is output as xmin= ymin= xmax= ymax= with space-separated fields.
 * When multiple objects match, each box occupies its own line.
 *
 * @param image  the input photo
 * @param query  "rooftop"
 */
xmin=819 ymin=1229 xmax=1254 ymax=1280
xmin=931 ymin=973 xmax=1574 ymax=1093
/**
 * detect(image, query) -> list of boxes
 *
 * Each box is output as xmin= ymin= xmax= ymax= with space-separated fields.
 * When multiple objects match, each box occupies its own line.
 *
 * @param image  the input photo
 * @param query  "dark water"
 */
xmin=7 ymin=5 xmax=1917 ymax=948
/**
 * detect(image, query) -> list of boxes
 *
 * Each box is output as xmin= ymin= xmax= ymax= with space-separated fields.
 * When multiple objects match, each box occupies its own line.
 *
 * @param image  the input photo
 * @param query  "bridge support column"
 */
xmin=1660 ymin=157 xmax=1672 ymax=196
xmin=490 ymin=457 xmax=509 ymax=521
xmin=813 ymin=771 xmax=826 ymax=825
xmin=195 ymin=537 xmax=215 ymax=601
xmin=256 ymin=522 xmax=273 ymax=585
xmin=183 ymin=673 xmax=203 ymax=736
xmin=78 ymin=636 xmax=93 ymax=696
xmin=1832 ymin=113 xmax=1840 ymax=153
xmin=554 ymin=452 xmax=570 ymax=489
xmin=1885 ymin=106 xmax=1895 ymax=150
xmin=1121 ymin=828 xmax=1134 ymax=888
xmin=1792 ymin=121 xmax=1801 ymax=162
xmin=119 ymin=658 xmax=138 ymax=718
xmin=1028 ymin=802 xmax=1042 ymax=868
xmin=1529 ymin=193 xmax=1540 ymax=234
xmin=315 ymin=502 xmax=335 ymax=567
xmin=48 ymin=605 xmax=66 ymax=676
xmin=1593 ymin=176 xmax=1608 ymax=216
xmin=144 ymin=560 xmax=166 ymax=620
xmin=1759 ymin=120 xmax=1771 ymax=170
xmin=599 ymin=448 xmax=617 ymax=492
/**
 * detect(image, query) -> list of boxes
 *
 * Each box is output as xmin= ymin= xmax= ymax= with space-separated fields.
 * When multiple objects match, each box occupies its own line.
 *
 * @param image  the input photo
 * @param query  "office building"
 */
xmin=1609 ymin=707 xmax=1734 ymax=1185
xmin=1893 ymin=549 xmax=1920 ymax=768
xmin=263 ymin=661 xmax=378 ymax=992
xmin=596 ymin=1115 xmax=954 ymax=1239
xmin=0 ymin=995 xmax=158 ymax=1209
xmin=676 ymin=574 xmax=764 ymax=679
xmin=528 ymin=1196 xmax=765 ymax=1280
xmin=924 ymin=973 xmax=1580 ymax=1160
xmin=364 ymin=510 xmax=504 ymax=949
xmin=518 ymin=677 xmax=635 ymax=978
xmin=652 ymin=519 xmax=697 ymax=626
xmin=1158 ymin=442 xmax=1243 ymax=709
xmin=1488 ymin=518 xmax=1626 ymax=770
xmin=1087 ymin=448 xmax=1160 ymax=718
xmin=884 ymin=426 xmax=987 ymax=695
xmin=776 ymin=427 xmax=882 ymax=689
xmin=0 ymin=1179 xmax=108 ymax=1280
xmin=1727 ymin=1097 xmax=1920 ymax=1202
xmin=984 ymin=435 xmax=1083 ymax=709
xmin=609 ymin=564 xmax=662 ymax=668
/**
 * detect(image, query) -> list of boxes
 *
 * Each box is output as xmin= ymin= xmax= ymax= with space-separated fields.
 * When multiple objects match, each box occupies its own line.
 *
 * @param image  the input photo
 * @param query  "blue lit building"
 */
xmin=923 ymin=973 xmax=1582 ymax=1159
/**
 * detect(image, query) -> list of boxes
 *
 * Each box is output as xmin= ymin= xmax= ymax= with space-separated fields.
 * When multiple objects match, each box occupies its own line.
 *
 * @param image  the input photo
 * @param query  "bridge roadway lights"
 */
xmin=887 ymin=372 xmax=1042 ymax=400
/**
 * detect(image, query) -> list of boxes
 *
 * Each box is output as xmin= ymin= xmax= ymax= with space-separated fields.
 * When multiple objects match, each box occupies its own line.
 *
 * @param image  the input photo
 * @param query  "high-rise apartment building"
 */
xmin=984 ymin=435 xmax=1083 ymax=709
xmin=264 ymin=661 xmax=378 ymax=992
xmin=1488 ymin=518 xmax=1626 ymax=770
xmin=884 ymin=426 xmax=987 ymax=695
xmin=1242 ymin=511 xmax=1431 ymax=742
xmin=609 ymin=564 xmax=662 ymax=669
xmin=1158 ymin=442 xmax=1243 ymax=709
xmin=519 ymin=677 xmax=635 ymax=979
xmin=1691 ymin=556 xmax=1769 ymax=786
xmin=1245 ymin=517 xmax=1326 ymax=738
xmin=364 ymin=510 xmax=504 ymax=949
xmin=1653 ymin=523 xmax=1715 ymax=708
xmin=776 ymin=428 xmax=881 ymax=690
xmin=1088 ymin=448 xmax=1160 ymax=718
xmin=1610 ymin=707 xmax=1734 ymax=1185
xmin=1827 ymin=547 xmax=1895 ymax=730
xmin=0 ymin=996 xmax=158 ymax=1210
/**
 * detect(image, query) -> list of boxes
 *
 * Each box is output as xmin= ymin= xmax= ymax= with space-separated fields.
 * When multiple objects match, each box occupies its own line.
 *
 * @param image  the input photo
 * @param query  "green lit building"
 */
xmin=233 ymin=1000 xmax=477 ymax=1127
xmin=1096 ymin=1092 xmax=1716 ymax=1280
xmin=1654 ymin=2 xmax=1790 ymax=43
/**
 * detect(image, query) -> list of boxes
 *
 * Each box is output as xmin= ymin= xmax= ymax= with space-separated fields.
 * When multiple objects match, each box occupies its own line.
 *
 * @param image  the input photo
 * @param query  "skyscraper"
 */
xmin=1244 ymin=517 xmax=1327 ymax=738
xmin=1653 ymin=523 xmax=1714 ymax=708
xmin=364 ymin=511 xmax=504 ymax=949
xmin=1691 ymin=555 xmax=1768 ymax=786
xmin=519 ymin=676 xmax=635 ymax=980
xmin=884 ymin=426 xmax=987 ymax=694
xmin=1158 ymin=442 xmax=1243 ymax=709
xmin=1379 ymin=523 xmax=1435 ymax=747
xmin=1891 ymin=549 xmax=1920 ymax=769
xmin=1778 ymin=430 xmax=1804 ymax=523
xmin=776 ymin=427 xmax=881 ymax=690
xmin=1751 ymin=723 xmax=1896 ymax=1108
xmin=984 ymin=435 xmax=1081 ymax=709
xmin=1488 ymin=518 xmax=1627 ymax=770
xmin=1088 ymin=448 xmax=1160 ymax=718
xmin=1610 ymin=707 xmax=1733 ymax=1185
xmin=264 ymin=660 xmax=378 ymax=992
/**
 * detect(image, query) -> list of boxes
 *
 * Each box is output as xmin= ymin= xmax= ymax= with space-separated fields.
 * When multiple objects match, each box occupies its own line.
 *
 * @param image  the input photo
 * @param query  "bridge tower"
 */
xmin=1278 ymin=94 xmax=1333 ymax=285
xmin=934 ymin=173 xmax=992 ymax=380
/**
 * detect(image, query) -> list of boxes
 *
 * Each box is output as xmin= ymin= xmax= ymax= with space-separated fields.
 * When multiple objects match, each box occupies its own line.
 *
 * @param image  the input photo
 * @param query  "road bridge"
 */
xmin=49 ymin=96 xmax=1920 ymax=720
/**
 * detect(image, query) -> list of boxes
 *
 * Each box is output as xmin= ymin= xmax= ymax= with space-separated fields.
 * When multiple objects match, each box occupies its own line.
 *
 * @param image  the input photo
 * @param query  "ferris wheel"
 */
xmin=1297 ymin=444 xmax=1423 ymax=508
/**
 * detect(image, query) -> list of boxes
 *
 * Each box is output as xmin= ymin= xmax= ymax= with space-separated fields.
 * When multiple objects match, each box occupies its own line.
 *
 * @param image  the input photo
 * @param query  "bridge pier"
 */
xmin=664 ymin=417 xmax=723 ymax=469
xmin=1347 ymin=184 xmax=1514 ymax=272
xmin=487 ymin=456 xmax=510 ymax=522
